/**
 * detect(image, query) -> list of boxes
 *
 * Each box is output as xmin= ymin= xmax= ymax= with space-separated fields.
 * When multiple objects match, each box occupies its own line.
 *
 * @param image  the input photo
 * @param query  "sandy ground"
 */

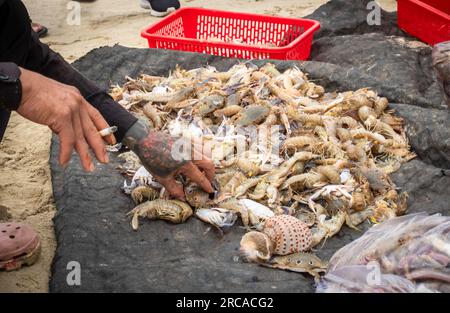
xmin=0 ymin=115 xmax=55 ymax=292
xmin=0 ymin=0 xmax=396 ymax=292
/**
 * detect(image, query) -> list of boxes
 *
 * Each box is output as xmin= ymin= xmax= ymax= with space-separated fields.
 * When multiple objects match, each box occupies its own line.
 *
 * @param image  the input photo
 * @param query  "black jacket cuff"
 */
xmin=0 ymin=62 xmax=22 ymax=111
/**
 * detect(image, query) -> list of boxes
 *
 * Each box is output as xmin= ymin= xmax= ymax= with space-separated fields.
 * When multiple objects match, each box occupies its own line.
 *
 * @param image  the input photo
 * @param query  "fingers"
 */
xmin=57 ymin=120 xmax=75 ymax=167
xmin=180 ymin=162 xmax=214 ymax=193
xmin=79 ymin=101 xmax=108 ymax=164
xmin=192 ymin=155 xmax=215 ymax=183
xmin=86 ymin=103 xmax=116 ymax=145
xmin=18 ymin=71 xmax=113 ymax=171
xmin=157 ymin=176 xmax=186 ymax=201
xmin=71 ymin=107 xmax=94 ymax=172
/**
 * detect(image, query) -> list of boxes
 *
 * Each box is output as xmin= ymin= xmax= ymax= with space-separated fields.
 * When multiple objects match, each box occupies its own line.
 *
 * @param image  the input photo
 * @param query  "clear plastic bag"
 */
xmin=316 ymin=265 xmax=420 ymax=293
xmin=317 ymin=213 xmax=450 ymax=293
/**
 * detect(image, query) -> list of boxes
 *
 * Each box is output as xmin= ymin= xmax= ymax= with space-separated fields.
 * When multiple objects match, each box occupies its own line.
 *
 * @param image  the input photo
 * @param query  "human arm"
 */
xmin=33 ymin=52 xmax=216 ymax=197
xmin=123 ymin=119 xmax=215 ymax=200
xmin=0 ymin=62 xmax=115 ymax=171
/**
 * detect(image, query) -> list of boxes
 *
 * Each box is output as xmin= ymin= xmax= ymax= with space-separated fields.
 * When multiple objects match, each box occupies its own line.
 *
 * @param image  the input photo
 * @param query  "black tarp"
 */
xmin=49 ymin=0 xmax=450 ymax=292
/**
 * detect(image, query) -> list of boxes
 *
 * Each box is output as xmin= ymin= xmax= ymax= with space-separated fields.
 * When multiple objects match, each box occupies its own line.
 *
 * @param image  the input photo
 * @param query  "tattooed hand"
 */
xmin=123 ymin=120 xmax=215 ymax=200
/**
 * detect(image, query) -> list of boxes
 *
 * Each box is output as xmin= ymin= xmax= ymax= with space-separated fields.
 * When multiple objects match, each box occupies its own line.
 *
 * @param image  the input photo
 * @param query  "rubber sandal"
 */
xmin=0 ymin=222 xmax=41 ymax=271
xmin=31 ymin=23 xmax=48 ymax=38
xmin=36 ymin=26 xmax=48 ymax=38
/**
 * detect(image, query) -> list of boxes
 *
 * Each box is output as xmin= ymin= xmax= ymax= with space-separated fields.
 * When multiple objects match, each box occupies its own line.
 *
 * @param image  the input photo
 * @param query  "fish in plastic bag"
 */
xmin=317 ymin=213 xmax=450 ymax=293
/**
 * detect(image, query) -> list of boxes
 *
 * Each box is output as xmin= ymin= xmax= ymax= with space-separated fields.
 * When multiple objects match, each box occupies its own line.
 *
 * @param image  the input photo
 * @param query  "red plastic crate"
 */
xmin=398 ymin=0 xmax=450 ymax=45
xmin=141 ymin=7 xmax=320 ymax=60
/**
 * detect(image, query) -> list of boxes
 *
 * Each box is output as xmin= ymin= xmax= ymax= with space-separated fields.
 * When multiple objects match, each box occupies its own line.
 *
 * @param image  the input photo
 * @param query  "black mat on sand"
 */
xmin=49 ymin=0 xmax=450 ymax=292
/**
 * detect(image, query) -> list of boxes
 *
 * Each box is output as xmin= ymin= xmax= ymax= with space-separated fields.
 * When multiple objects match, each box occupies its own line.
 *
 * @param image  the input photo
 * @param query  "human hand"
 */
xmin=123 ymin=120 xmax=215 ymax=200
xmin=17 ymin=67 xmax=116 ymax=171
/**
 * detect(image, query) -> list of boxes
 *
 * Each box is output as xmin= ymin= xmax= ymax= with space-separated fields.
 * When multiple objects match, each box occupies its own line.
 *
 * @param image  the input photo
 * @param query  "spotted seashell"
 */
xmin=263 ymin=215 xmax=312 ymax=255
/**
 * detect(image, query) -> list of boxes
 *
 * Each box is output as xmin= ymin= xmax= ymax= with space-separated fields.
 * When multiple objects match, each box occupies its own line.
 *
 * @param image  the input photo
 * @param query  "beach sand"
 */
xmin=0 ymin=0 xmax=396 ymax=292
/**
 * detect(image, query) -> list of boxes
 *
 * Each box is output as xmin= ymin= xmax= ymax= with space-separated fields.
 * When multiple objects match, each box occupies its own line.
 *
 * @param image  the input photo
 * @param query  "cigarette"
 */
xmin=99 ymin=126 xmax=118 ymax=137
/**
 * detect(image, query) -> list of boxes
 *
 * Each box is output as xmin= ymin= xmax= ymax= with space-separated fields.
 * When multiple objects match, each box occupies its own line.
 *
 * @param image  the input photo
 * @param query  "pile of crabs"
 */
xmin=111 ymin=63 xmax=415 ymax=280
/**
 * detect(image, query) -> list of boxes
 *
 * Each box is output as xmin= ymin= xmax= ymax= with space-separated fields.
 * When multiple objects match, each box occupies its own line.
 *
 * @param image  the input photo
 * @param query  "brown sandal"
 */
xmin=0 ymin=222 xmax=41 ymax=271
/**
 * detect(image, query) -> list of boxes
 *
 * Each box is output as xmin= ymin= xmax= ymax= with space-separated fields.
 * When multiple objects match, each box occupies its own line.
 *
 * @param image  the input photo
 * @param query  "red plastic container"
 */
xmin=141 ymin=7 xmax=320 ymax=60
xmin=398 ymin=0 xmax=450 ymax=45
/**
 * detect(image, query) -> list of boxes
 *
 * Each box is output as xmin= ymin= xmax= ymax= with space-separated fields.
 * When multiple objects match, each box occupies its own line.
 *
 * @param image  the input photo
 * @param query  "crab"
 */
xmin=127 ymin=199 xmax=193 ymax=230
xmin=185 ymin=182 xmax=211 ymax=209
xmin=131 ymin=186 xmax=160 ymax=204
xmin=232 ymin=104 xmax=271 ymax=126
xmin=308 ymin=185 xmax=354 ymax=215
xmin=192 ymin=94 xmax=225 ymax=117
xmin=218 ymin=198 xmax=274 ymax=229
xmin=260 ymin=252 xmax=328 ymax=282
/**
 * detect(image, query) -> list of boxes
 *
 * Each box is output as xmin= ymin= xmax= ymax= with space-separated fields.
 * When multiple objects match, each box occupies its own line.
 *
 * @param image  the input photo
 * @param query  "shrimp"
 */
xmin=282 ymin=136 xmax=317 ymax=152
xmin=143 ymin=103 xmax=163 ymax=129
xmin=213 ymin=105 xmax=242 ymax=118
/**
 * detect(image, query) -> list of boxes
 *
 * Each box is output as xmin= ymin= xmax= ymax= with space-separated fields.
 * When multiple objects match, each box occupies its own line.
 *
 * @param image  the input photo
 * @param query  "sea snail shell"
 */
xmin=239 ymin=215 xmax=312 ymax=263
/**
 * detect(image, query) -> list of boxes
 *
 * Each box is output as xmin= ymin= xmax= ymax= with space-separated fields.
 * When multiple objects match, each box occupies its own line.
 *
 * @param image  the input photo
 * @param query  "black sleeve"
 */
xmin=37 ymin=49 xmax=137 ymax=141
xmin=0 ymin=0 xmax=137 ymax=141
xmin=0 ymin=62 xmax=22 ymax=111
